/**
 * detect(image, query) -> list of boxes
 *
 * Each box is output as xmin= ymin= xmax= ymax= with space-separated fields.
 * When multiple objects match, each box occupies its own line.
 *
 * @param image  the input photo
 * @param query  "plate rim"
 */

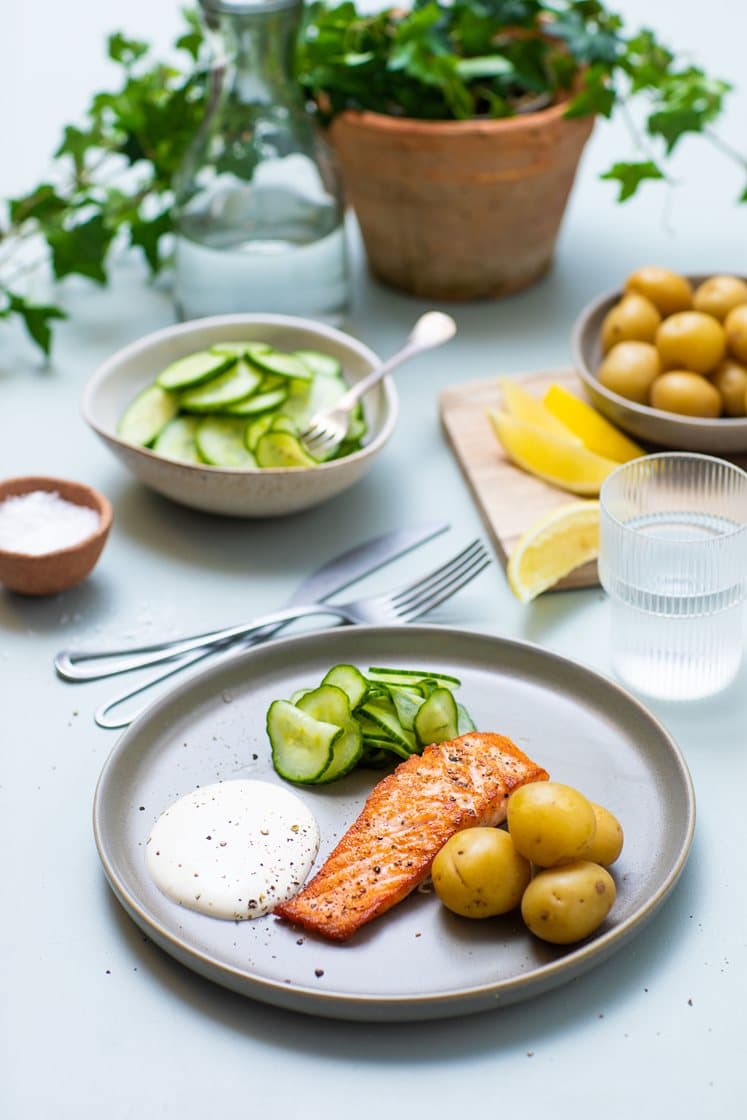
xmin=93 ymin=624 xmax=696 ymax=1021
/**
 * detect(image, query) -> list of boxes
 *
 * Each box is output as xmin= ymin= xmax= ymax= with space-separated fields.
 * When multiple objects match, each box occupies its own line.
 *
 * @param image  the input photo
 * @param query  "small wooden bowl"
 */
xmin=0 ymin=476 xmax=113 ymax=596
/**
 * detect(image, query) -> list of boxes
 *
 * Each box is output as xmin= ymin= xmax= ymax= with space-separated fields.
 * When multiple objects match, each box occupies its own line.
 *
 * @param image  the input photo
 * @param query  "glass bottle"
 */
xmin=173 ymin=0 xmax=349 ymax=324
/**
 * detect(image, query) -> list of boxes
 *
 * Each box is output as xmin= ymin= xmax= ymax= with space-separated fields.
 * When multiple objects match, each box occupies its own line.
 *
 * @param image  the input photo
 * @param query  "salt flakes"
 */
xmin=0 ymin=490 xmax=100 ymax=556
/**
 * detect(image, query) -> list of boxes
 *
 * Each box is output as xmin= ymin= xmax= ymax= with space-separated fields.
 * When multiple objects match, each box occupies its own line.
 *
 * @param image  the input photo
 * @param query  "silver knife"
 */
xmin=85 ymin=521 xmax=449 ymax=729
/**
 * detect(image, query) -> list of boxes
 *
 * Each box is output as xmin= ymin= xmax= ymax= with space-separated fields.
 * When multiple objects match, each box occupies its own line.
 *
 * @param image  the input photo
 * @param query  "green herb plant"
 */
xmin=2 ymin=1 xmax=746 ymax=358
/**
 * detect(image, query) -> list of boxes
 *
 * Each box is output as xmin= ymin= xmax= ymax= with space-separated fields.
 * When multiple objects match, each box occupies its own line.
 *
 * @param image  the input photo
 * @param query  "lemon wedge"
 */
xmin=543 ymin=384 xmax=644 ymax=462
xmin=487 ymin=409 xmax=620 ymax=496
xmin=499 ymin=378 xmax=582 ymax=443
xmin=507 ymin=501 xmax=600 ymax=603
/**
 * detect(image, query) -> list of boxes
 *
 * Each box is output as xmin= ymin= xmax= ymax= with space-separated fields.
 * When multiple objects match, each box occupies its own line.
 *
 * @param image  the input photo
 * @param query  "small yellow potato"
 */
xmin=711 ymin=359 xmax=747 ymax=417
xmin=601 ymin=293 xmax=661 ymax=352
xmin=521 ymin=861 xmax=616 ymax=945
xmin=649 ymin=371 xmax=722 ymax=418
xmin=655 ymin=311 xmax=726 ymax=374
xmin=724 ymin=304 xmax=747 ymax=364
xmin=693 ymin=274 xmax=747 ymax=321
xmin=625 ymin=266 xmax=692 ymax=316
xmin=597 ymin=341 xmax=660 ymax=404
xmin=580 ymin=803 xmax=624 ymax=866
xmin=432 ymin=827 xmax=531 ymax=918
xmin=506 ymin=781 xmax=596 ymax=868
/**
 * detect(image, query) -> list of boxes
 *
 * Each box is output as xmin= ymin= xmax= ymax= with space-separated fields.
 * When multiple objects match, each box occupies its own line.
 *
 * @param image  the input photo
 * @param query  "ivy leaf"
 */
xmin=601 ymin=160 xmax=664 ymax=202
xmin=47 ymin=214 xmax=115 ymax=284
xmin=1 ymin=292 xmax=67 ymax=356
xmin=565 ymin=64 xmax=616 ymax=118
xmin=129 ymin=209 xmax=173 ymax=274
xmin=108 ymin=32 xmax=149 ymax=67
xmin=9 ymin=184 xmax=68 ymax=226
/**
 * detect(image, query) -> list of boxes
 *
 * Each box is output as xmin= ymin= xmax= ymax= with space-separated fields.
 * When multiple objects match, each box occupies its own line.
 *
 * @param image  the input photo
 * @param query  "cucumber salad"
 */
xmin=117 ymin=341 xmax=367 ymax=468
xmin=267 ymin=664 xmax=476 ymax=785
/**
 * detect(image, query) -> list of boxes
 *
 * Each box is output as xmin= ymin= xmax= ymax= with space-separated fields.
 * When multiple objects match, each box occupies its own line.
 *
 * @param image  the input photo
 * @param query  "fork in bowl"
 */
xmin=300 ymin=310 xmax=456 ymax=461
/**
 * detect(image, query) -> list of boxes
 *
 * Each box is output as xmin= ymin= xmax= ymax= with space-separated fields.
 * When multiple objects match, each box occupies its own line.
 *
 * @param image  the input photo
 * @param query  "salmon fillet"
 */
xmin=274 ymin=731 xmax=548 ymax=941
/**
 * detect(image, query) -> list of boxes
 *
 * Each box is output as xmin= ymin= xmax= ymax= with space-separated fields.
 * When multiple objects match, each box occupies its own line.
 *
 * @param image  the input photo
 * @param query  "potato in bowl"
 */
xmin=82 ymin=313 xmax=398 ymax=517
xmin=572 ymin=269 xmax=747 ymax=453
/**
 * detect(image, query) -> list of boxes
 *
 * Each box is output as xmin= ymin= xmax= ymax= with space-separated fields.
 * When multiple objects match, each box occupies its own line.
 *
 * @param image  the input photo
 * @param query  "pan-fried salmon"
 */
xmin=274 ymin=731 xmax=548 ymax=941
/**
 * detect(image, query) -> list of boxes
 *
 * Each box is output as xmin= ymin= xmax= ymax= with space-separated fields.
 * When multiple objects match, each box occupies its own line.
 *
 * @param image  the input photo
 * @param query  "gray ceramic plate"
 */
xmin=93 ymin=625 xmax=695 ymax=1022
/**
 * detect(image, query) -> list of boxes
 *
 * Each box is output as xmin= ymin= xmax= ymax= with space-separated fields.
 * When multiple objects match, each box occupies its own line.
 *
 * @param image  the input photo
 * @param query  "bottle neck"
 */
xmin=207 ymin=3 xmax=302 ymax=106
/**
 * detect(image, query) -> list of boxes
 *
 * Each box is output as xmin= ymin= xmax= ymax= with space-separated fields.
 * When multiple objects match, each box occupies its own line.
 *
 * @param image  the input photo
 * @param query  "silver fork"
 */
xmin=300 ymin=310 xmax=457 ymax=460
xmin=92 ymin=540 xmax=491 ymax=729
xmin=56 ymin=539 xmax=491 ymax=684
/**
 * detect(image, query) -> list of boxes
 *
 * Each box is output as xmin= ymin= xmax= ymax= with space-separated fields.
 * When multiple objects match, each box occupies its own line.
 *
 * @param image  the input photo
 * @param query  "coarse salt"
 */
xmin=0 ymin=490 xmax=100 ymax=556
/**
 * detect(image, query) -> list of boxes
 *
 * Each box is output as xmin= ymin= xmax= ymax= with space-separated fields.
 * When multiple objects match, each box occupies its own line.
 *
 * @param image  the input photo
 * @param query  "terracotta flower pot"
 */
xmin=328 ymin=100 xmax=594 ymax=301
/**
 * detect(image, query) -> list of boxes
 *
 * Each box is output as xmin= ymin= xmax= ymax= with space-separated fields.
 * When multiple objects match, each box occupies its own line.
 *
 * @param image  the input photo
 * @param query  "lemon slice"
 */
xmin=487 ymin=410 xmax=620 ymax=496
xmin=543 ymin=384 xmax=644 ymax=462
xmin=499 ymin=378 xmax=582 ymax=443
xmin=507 ymin=501 xmax=600 ymax=603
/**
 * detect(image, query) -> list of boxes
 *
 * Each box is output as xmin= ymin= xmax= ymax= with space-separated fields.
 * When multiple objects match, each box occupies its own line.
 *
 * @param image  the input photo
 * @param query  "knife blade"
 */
xmin=92 ymin=521 xmax=449 ymax=729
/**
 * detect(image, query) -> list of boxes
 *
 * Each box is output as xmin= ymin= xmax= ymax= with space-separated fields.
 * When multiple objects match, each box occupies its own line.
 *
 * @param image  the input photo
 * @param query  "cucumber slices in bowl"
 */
xmin=267 ymin=664 xmax=476 ymax=785
xmin=117 ymin=341 xmax=367 ymax=469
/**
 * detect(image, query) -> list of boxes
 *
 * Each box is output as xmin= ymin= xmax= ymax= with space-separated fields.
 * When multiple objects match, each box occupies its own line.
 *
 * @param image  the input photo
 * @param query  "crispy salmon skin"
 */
xmin=274 ymin=731 xmax=548 ymax=941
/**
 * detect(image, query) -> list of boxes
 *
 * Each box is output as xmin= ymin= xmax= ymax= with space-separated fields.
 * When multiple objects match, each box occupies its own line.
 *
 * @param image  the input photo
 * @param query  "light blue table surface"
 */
xmin=2 ymin=2 xmax=745 ymax=1117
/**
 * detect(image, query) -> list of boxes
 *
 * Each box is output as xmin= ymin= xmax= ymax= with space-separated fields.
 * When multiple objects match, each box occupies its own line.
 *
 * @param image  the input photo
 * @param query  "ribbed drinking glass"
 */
xmin=599 ymin=452 xmax=747 ymax=700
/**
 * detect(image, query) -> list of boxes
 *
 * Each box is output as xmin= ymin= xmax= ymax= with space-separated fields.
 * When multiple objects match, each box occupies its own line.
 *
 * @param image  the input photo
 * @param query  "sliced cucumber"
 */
xmin=367 ymin=667 xmax=462 ymax=689
xmin=156 ymin=350 xmax=234 ymax=391
xmin=267 ymin=699 xmax=340 ymax=783
xmin=244 ymin=413 xmax=275 ymax=452
xmin=414 ymin=687 xmax=459 ymax=748
xmin=270 ymin=414 xmax=298 ymax=435
xmin=196 ymin=417 xmax=256 ymax=468
xmin=359 ymin=696 xmax=417 ymax=755
xmin=321 ymin=664 xmax=369 ymax=709
xmin=255 ymin=431 xmax=318 ymax=469
xmin=210 ymin=340 xmax=271 ymax=358
xmin=457 ymin=702 xmax=477 ymax=735
xmin=388 ymin=685 xmax=423 ymax=731
xmin=152 ymin=415 xmax=202 ymax=463
xmin=280 ymin=368 xmax=346 ymax=430
xmin=224 ymin=387 xmax=289 ymax=416
xmin=248 ymin=347 xmax=313 ymax=382
xmin=179 ymin=360 xmax=262 ymax=412
xmin=294 ymin=349 xmax=342 ymax=379
xmin=117 ymin=383 xmax=180 ymax=447
xmin=295 ymin=685 xmax=363 ymax=783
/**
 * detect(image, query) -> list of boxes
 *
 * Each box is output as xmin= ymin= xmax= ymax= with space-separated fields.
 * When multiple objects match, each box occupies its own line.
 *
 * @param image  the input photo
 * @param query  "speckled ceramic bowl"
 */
xmin=0 ymin=476 xmax=113 ymax=596
xmin=572 ymin=276 xmax=747 ymax=453
xmin=82 ymin=314 xmax=398 ymax=518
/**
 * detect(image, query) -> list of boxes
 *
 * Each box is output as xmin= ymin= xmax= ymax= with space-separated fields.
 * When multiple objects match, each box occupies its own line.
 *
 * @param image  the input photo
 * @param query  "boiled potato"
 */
xmin=649 ymin=371 xmax=722 ymax=418
xmin=711 ymin=359 xmax=747 ymax=417
xmin=597 ymin=341 xmax=660 ymax=403
xmin=625 ymin=266 xmax=692 ymax=316
xmin=693 ymin=274 xmax=747 ymax=321
xmin=655 ymin=311 xmax=726 ymax=374
xmin=521 ymin=861 xmax=616 ymax=944
xmin=601 ymin=293 xmax=661 ymax=352
xmin=580 ymin=803 xmax=624 ymax=866
xmin=432 ymin=827 xmax=531 ymax=918
xmin=724 ymin=304 xmax=747 ymax=364
xmin=507 ymin=781 xmax=596 ymax=868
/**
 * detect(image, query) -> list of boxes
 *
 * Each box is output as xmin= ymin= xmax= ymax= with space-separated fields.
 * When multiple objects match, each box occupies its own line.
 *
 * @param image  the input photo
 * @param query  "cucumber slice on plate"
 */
xmin=255 ymin=431 xmax=318 ymax=469
xmin=179 ymin=360 xmax=262 ymax=412
xmin=118 ymin=383 xmax=180 ymax=447
xmin=267 ymin=699 xmax=340 ymax=783
xmin=359 ymin=696 xmax=417 ymax=757
xmin=244 ymin=413 xmax=275 ymax=451
xmin=321 ymin=664 xmax=369 ymax=709
xmin=224 ymin=387 xmax=289 ymax=416
xmin=367 ymin=667 xmax=462 ymax=689
xmin=414 ymin=687 xmax=459 ymax=747
xmin=294 ymin=349 xmax=342 ymax=379
xmin=156 ymin=350 xmax=235 ymax=391
xmin=248 ymin=347 xmax=313 ymax=382
xmin=152 ymin=415 xmax=202 ymax=463
xmin=196 ymin=417 xmax=256 ymax=467
xmin=295 ymin=685 xmax=363 ymax=783
xmin=210 ymin=340 xmax=271 ymax=359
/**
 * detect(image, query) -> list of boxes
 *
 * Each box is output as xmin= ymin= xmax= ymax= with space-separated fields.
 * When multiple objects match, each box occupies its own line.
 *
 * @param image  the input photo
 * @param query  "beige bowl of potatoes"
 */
xmin=572 ymin=267 xmax=747 ymax=453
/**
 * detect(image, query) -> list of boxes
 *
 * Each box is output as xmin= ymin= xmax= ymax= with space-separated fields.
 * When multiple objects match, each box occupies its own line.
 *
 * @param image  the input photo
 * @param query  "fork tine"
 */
xmin=374 ymin=539 xmax=490 ymax=623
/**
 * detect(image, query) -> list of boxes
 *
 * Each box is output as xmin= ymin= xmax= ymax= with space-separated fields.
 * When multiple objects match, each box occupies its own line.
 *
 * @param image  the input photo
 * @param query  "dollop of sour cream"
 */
xmin=145 ymin=779 xmax=320 ymax=920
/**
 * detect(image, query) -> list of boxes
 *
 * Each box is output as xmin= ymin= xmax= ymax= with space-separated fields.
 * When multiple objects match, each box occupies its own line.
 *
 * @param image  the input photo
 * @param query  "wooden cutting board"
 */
xmin=439 ymin=369 xmax=600 ymax=590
